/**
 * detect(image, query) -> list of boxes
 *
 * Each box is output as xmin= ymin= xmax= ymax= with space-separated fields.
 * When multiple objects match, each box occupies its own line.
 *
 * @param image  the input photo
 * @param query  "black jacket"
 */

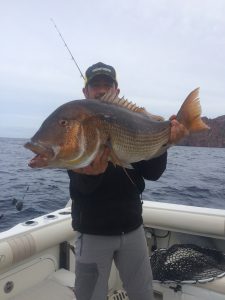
xmin=68 ymin=152 xmax=167 ymax=235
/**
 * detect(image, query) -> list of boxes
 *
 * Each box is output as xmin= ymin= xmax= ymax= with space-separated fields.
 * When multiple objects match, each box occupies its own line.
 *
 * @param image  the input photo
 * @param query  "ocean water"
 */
xmin=0 ymin=137 xmax=225 ymax=232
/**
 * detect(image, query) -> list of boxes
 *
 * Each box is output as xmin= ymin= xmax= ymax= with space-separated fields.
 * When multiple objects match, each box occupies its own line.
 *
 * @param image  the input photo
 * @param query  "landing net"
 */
xmin=150 ymin=244 xmax=225 ymax=283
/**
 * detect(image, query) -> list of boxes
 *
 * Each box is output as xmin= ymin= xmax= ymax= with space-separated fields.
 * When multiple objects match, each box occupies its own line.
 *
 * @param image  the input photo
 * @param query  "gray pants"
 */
xmin=74 ymin=225 xmax=153 ymax=300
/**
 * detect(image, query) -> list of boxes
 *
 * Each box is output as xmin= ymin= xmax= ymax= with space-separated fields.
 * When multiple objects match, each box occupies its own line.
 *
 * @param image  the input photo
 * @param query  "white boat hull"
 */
xmin=1 ymin=201 xmax=225 ymax=299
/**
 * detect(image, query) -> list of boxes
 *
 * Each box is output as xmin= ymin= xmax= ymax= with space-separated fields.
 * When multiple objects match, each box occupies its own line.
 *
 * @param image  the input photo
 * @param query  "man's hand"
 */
xmin=169 ymin=115 xmax=189 ymax=144
xmin=72 ymin=147 xmax=110 ymax=175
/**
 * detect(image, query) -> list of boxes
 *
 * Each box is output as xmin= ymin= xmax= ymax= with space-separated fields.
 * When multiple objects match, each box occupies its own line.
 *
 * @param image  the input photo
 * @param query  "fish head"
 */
xmin=24 ymin=101 xmax=89 ymax=169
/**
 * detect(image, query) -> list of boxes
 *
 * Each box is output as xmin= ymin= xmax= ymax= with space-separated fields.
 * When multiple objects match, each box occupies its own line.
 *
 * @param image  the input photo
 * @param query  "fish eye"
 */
xmin=59 ymin=119 xmax=68 ymax=127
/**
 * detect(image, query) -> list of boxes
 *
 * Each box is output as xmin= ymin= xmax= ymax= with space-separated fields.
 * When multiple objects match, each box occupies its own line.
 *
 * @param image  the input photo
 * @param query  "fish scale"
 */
xmin=24 ymin=88 xmax=209 ymax=169
xmin=101 ymin=120 xmax=170 ymax=163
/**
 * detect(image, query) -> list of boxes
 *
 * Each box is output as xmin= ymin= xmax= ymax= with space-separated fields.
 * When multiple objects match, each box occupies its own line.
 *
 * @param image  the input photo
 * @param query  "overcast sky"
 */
xmin=1 ymin=0 xmax=225 ymax=138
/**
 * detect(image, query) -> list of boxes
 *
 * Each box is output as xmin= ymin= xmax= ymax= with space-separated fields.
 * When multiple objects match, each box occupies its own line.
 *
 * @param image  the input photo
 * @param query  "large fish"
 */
xmin=24 ymin=88 xmax=209 ymax=169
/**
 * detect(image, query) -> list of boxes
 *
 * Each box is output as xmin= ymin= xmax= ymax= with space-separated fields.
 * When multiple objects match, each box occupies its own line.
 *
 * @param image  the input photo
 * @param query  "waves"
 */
xmin=0 ymin=137 xmax=225 ymax=231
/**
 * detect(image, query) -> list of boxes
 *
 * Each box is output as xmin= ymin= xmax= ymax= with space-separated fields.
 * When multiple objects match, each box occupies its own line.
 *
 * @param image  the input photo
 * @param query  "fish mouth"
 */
xmin=24 ymin=141 xmax=54 ymax=168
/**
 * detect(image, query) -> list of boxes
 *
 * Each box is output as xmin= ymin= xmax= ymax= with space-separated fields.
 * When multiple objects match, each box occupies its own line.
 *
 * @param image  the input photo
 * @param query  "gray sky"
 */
xmin=1 ymin=0 xmax=225 ymax=138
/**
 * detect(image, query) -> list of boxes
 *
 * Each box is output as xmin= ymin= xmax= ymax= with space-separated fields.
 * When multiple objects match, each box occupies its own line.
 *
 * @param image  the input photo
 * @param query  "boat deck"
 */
xmin=9 ymin=268 xmax=129 ymax=300
xmin=7 ymin=267 xmax=225 ymax=300
xmin=10 ymin=269 xmax=74 ymax=300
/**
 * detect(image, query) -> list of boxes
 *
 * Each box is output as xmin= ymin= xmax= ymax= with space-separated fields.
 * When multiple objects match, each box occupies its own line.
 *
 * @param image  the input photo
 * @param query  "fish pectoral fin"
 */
xmin=106 ymin=144 xmax=133 ymax=169
xmin=109 ymin=152 xmax=135 ymax=185
xmin=109 ymin=151 xmax=133 ymax=169
xmin=105 ymin=138 xmax=134 ymax=169
xmin=121 ymin=163 xmax=134 ymax=169
xmin=108 ymin=149 xmax=122 ymax=167
xmin=108 ymin=149 xmax=135 ymax=185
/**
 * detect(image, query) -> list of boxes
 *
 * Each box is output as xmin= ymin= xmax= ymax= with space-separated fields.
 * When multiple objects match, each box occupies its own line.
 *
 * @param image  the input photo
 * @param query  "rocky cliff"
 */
xmin=178 ymin=115 xmax=225 ymax=148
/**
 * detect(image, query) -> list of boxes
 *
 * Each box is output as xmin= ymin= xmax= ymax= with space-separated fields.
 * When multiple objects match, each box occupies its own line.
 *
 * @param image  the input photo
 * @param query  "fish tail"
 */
xmin=176 ymin=88 xmax=210 ymax=133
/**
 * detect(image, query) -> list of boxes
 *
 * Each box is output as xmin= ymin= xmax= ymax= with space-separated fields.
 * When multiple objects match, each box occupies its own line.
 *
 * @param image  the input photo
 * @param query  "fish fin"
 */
xmin=176 ymin=88 xmax=210 ymax=133
xmin=109 ymin=154 xmax=133 ymax=169
xmin=141 ymin=109 xmax=165 ymax=121
xmin=121 ymin=163 xmax=134 ymax=169
xmin=108 ymin=153 xmax=118 ymax=167
xmin=105 ymin=139 xmax=122 ymax=167
xmin=107 ymin=144 xmax=134 ymax=169
xmin=100 ymin=91 xmax=143 ymax=113
xmin=100 ymin=90 xmax=165 ymax=121
xmin=108 ymin=148 xmax=123 ymax=167
xmin=108 ymin=148 xmax=135 ymax=185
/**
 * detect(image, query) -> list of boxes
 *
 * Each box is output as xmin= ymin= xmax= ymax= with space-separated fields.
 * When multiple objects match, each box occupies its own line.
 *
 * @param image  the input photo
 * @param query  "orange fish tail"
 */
xmin=176 ymin=88 xmax=210 ymax=133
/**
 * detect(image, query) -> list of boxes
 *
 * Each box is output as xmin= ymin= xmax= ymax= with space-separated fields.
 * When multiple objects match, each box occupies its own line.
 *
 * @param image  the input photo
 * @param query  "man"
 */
xmin=68 ymin=62 xmax=186 ymax=300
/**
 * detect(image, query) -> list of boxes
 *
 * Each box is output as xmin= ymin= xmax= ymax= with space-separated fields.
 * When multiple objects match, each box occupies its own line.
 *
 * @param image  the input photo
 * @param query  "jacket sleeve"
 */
xmin=132 ymin=151 xmax=167 ymax=181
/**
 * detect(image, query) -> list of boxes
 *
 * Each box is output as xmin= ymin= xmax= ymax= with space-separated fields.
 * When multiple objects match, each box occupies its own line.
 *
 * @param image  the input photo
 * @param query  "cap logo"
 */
xmin=92 ymin=67 xmax=112 ymax=73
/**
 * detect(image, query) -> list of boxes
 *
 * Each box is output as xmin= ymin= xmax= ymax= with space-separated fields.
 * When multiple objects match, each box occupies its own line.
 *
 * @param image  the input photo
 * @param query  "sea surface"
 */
xmin=0 ymin=137 xmax=225 ymax=232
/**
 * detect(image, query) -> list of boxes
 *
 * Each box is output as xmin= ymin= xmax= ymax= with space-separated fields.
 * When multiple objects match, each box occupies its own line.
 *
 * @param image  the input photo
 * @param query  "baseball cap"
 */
xmin=84 ymin=62 xmax=118 ymax=87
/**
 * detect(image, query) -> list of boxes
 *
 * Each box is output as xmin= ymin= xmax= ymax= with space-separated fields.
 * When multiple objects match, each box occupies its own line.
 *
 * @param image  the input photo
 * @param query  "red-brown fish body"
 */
xmin=24 ymin=88 xmax=209 ymax=169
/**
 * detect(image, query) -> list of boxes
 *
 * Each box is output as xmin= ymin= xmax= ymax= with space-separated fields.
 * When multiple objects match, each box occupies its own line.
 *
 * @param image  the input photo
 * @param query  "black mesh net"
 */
xmin=150 ymin=244 xmax=225 ymax=283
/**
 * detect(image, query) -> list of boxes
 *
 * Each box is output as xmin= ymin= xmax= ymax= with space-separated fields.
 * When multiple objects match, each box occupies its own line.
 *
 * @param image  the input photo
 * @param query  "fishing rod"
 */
xmin=50 ymin=18 xmax=85 ymax=80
